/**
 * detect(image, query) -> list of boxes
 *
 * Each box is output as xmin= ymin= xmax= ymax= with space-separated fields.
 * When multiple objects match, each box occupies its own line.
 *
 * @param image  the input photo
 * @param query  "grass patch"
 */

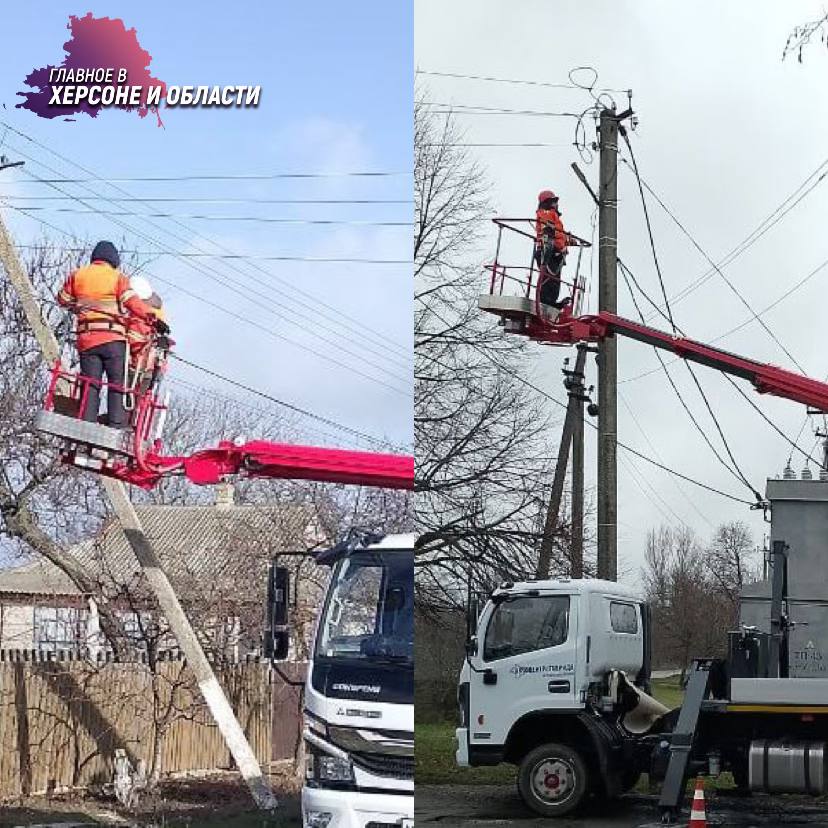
xmin=650 ymin=674 xmax=684 ymax=710
xmin=416 ymin=722 xmax=516 ymax=785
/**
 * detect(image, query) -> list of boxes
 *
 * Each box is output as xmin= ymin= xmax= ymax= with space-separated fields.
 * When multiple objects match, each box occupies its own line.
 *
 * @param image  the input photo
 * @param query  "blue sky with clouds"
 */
xmin=0 ymin=2 xmax=413 ymax=448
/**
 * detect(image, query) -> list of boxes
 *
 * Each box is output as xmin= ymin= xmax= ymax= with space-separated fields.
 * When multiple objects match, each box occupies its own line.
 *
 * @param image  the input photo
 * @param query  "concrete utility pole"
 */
xmin=570 ymin=345 xmax=586 ymax=578
xmin=537 ymin=346 xmax=588 ymax=580
xmin=597 ymin=108 xmax=619 ymax=582
xmin=0 ymin=210 xmax=277 ymax=810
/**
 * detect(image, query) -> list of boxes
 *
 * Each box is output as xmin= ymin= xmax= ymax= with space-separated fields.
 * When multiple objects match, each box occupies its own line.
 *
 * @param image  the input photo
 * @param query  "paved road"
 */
xmin=416 ymin=784 xmax=828 ymax=827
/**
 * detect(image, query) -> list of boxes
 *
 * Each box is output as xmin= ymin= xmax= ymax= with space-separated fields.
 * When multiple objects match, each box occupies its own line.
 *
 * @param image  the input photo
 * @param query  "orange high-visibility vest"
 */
xmin=535 ymin=208 xmax=570 ymax=252
xmin=57 ymin=261 xmax=148 ymax=351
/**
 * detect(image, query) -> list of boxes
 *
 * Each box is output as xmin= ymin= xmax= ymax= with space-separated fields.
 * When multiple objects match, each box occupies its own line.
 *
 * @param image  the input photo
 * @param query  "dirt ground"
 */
xmin=0 ymin=773 xmax=301 ymax=827
xmin=416 ymin=783 xmax=828 ymax=827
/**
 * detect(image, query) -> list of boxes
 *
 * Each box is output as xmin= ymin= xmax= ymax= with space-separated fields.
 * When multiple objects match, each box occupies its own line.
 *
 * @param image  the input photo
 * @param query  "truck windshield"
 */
xmin=316 ymin=551 xmax=413 ymax=664
xmin=484 ymin=595 xmax=570 ymax=661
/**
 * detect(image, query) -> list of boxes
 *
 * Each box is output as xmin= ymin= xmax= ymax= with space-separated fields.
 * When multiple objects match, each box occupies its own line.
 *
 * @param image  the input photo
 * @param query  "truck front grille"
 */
xmin=352 ymin=751 xmax=414 ymax=779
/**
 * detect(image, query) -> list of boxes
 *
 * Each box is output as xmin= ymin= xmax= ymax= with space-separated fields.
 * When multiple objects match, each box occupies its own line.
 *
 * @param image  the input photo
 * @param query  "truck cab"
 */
xmin=299 ymin=533 xmax=414 ymax=828
xmin=456 ymin=578 xmax=656 ymax=817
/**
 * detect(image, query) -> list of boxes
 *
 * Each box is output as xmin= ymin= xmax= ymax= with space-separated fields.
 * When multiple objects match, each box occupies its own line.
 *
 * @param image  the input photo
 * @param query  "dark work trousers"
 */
xmin=535 ymin=244 xmax=566 ymax=307
xmin=79 ymin=340 xmax=129 ymax=426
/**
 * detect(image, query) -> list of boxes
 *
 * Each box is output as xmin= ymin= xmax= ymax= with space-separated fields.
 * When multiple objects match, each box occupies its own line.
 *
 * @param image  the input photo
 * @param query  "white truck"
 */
xmin=456 ymin=550 xmax=828 ymax=823
xmin=269 ymin=533 xmax=414 ymax=828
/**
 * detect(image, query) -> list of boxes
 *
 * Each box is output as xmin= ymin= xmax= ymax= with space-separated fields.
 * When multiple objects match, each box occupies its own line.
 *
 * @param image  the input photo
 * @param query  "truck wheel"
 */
xmin=517 ymin=742 xmax=588 ymax=817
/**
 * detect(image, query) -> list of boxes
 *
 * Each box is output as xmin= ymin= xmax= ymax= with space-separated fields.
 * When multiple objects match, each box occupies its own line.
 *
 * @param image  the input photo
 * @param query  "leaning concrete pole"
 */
xmin=0 ymin=212 xmax=277 ymax=810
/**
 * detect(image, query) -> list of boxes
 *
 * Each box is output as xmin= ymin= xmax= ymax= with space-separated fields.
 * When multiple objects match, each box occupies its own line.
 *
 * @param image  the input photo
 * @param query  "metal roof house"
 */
xmin=0 ymin=485 xmax=324 ymax=658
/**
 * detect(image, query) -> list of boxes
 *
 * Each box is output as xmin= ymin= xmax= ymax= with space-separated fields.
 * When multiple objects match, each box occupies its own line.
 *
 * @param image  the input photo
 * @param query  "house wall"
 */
xmin=0 ymin=603 xmax=34 ymax=650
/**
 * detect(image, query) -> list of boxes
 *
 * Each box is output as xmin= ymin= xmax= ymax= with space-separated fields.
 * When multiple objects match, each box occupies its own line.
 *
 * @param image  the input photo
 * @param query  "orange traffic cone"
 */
xmin=688 ymin=776 xmax=707 ymax=827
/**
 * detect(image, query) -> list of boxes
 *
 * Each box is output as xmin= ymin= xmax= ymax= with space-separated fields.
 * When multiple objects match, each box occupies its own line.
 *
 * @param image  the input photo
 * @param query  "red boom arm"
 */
xmin=119 ymin=441 xmax=414 ymax=490
xmin=527 ymin=311 xmax=828 ymax=413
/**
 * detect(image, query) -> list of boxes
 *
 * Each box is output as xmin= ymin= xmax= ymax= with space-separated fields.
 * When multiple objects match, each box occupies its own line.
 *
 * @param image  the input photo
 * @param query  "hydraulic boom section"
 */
xmin=481 ymin=215 xmax=828 ymax=413
xmin=37 ymin=362 xmax=414 ymax=491
xmin=537 ymin=311 xmax=828 ymax=413
xmin=480 ymin=295 xmax=828 ymax=414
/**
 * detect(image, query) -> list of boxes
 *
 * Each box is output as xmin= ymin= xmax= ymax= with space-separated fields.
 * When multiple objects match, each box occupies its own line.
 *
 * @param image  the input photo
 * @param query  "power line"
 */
xmin=416 ymin=69 xmax=581 ymax=90
xmin=3 ymin=195 xmax=414 ymax=382
xmin=620 ymin=130 xmax=676 ymax=332
xmin=1 ymin=195 xmax=410 ymax=205
xmin=1 ymin=122 xmax=411 ymax=361
xmin=168 ymin=354 xmax=397 ymax=449
xmin=621 ymin=141 xmax=828 ymax=474
xmin=719 ymin=373 xmax=822 ymax=467
xmin=5 ymin=190 xmax=413 ymax=390
xmin=511 ymin=362 xmax=755 ymax=506
xmin=618 ymin=449 xmax=692 ymax=530
xmin=421 ymin=306 xmax=755 ymax=506
xmin=4 ymin=200 xmax=413 ymax=398
xmin=415 ymin=68 xmax=630 ymax=94
xmin=619 ymin=263 xmax=760 ymax=498
xmin=4 ymin=171 xmax=411 ymax=183
xmin=423 ymin=142 xmax=572 ymax=148
xmin=10 ymin=243 xmax=411 ymax=265
xmin=5 ymin=205 xmax=412 ymax=227
xmin=633 ymin=155 xmax=828 ymax=320
xmin=1 ymin=138 xmax=413 ymax=376
xmin=619 ymin=390 xmax=714 ymax=528
xmin=420 ymin=102 xmax=580 ymax=118
xmin=620 ymin=251 xmax=828 ymax=385
xmin=626 ymin=155 xmax=808 ymax=374
xmin=620 ymin=256 xmax=821 ymax=483
xmin=166 ymin=376 xmax=370 ymax=449
xmin=621 ymin=135 xmax=761 ymax=501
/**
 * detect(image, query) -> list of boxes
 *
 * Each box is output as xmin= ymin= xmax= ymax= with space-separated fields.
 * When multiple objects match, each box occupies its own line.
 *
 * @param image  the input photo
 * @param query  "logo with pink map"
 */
xmin=16 ymin=13 xmax=167 ymax=126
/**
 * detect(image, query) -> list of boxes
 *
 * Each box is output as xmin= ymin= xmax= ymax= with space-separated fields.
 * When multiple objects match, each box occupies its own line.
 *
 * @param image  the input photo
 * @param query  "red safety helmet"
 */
xmin=538 ymin=189 xmax=558 ymax=204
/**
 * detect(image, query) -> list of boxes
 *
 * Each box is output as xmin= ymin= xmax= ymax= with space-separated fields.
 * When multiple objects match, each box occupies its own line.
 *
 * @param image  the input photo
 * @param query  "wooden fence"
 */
xmin=0 ymin=650 xmax=281 ymax=798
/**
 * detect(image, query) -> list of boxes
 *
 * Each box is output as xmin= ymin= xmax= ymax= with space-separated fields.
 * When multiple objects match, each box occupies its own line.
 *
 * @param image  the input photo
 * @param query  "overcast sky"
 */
xmin=416 ymin=0 xmax=828 ymax=585
xmin=0 ymin=1 xmax=412 ymax=451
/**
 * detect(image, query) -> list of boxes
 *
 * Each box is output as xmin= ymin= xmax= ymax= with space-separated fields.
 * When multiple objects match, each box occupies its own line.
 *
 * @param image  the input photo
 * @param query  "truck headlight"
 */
xmin=305 ymin=811 xmax=333 ymax=828
xmin=306 ymin=742 xmax=355 ymax=785
xmin=317 ymin=754 xmax=354 ymax=783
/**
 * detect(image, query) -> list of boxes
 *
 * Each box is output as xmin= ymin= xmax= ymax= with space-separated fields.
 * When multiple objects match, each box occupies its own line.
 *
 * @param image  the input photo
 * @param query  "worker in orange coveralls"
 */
xmin=126 ymin=275 xmax=170 ymax=395
xmin=57 ymin=241 xmax=165 ymax=427
xmin=535 ymin=189 xmax=576 ymax=309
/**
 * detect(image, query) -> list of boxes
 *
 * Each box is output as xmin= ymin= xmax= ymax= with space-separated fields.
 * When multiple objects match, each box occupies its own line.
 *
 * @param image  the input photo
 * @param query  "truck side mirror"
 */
xmin=264 ymin=563 xmax=290 ymax=661
xmin=466 ymin=595 xmax=480 ymax=642
xmin=465 ymin=635 xmax=478 ymax=657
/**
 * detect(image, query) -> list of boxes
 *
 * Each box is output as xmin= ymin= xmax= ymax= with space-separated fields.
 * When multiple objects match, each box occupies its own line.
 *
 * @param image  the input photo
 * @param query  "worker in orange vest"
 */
xmin=126 ymin=275 xmax=169 ymax=394
xmin=57 ymin=241 xmax=165 ymax=427
xmin=535 ymin=190 xmax=576 ymax=309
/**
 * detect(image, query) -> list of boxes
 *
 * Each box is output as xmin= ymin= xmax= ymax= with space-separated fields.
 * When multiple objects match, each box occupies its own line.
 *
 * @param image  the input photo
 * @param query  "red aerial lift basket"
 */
xmin=479 ymin=217 xmax=590 ymax=344
xmin=37 ymin=362 xmax=415 ymax=491
xmin=36 ymin=360 xmax=175 ymax=485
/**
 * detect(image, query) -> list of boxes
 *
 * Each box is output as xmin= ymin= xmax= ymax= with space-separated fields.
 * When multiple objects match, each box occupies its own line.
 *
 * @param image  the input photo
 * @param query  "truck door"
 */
xmin=467 ymin=592 xmax=578 ymax=752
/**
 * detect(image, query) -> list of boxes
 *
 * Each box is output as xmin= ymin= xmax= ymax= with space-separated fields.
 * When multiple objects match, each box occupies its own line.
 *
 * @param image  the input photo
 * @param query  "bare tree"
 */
xmin=0 ymin=240 xmax=131 ymax=652
xmin=784 ymin=13 xmax=828 ymax=62
xmin=2 ymin=236 xmax=413 ymax=792
xmin=704 ymin=521 xmax=757 ymax=615
xmin=414 ymin=97 xmax=564 ymax=610
xmin=642 ymin=524 xmax=733 ymax=679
